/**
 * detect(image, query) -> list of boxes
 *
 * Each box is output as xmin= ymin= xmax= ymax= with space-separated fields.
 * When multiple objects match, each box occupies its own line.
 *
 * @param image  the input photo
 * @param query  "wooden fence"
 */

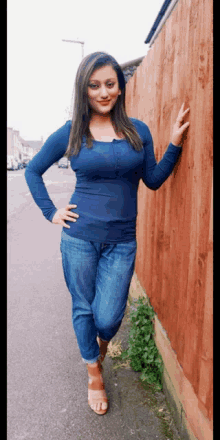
xmin=125 ymin=0 xmax=213 ymax=429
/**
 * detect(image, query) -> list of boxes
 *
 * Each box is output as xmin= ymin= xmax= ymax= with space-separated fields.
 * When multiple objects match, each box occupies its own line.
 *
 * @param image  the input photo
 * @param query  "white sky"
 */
xmin=7 ymin=0 xmax=164 ymax=142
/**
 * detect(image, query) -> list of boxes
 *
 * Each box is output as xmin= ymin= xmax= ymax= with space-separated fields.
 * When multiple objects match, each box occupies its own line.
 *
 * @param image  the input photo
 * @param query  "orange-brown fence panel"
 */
xmin=125 ymin=0 xmax=213 ymax=423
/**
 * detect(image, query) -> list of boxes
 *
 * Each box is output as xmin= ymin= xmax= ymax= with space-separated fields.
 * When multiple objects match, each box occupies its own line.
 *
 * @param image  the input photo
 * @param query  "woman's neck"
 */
xmin=89 ymin=112 xmax=112 ymax=127
xmin=89 ymin=112 xmax=124 ymax=141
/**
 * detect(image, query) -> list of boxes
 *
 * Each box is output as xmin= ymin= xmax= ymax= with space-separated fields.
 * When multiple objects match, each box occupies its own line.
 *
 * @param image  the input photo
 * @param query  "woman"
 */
xmin=25 ymin=51 xmax=189 ymax=416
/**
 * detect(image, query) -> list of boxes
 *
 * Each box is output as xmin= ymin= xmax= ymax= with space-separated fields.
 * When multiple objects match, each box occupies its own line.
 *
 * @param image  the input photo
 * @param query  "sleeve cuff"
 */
xmin=165 ymin=143 xmax=182 ymax=163
xmin=47 ymin=208 xmax=58 ymax=223
xmin=169 ymin=142 xmax=182 ymax=149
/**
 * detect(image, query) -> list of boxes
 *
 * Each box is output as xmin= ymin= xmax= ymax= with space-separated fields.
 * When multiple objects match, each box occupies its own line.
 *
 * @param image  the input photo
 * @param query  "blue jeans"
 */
xmin=60 ymin=230 xmax=137 ymax=363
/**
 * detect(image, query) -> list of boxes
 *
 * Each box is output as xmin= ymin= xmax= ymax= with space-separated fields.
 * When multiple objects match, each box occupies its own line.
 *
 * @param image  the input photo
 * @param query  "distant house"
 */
xmin=120 ymin=56 xmax=144 ymax=83
xmin=7 ymin=127 xmax=33 ymax=163
xmin=19 ymin=137 xmax=35 ymax=162
xmin=7 ymin=128 xmax=44 ymax=163
xmin=25 ymin=138 xmax=44 ymax=155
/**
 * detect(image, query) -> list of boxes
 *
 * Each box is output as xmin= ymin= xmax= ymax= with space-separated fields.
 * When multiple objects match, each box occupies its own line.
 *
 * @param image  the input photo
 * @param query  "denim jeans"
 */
xmin=60 ymin=230 xmax=137 ymax=363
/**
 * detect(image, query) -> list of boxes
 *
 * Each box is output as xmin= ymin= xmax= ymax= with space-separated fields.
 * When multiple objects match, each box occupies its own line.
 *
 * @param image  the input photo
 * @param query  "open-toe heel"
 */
xmin=87 ymin=360 xmax=108 ymax=415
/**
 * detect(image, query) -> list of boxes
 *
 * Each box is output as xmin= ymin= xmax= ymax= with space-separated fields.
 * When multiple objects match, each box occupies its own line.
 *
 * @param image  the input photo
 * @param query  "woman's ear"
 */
xmin=118 ymin=90 xmax=121 ymax=96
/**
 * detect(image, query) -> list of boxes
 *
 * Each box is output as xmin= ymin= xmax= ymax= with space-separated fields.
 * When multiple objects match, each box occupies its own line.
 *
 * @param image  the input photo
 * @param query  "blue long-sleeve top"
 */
xmin=25 ymin=117 xmax=181 ymax=243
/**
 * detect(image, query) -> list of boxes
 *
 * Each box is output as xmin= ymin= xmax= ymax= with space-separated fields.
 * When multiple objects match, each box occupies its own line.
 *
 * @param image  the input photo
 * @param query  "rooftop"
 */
xmin=145 ymin=0 xmax=179 ymax=44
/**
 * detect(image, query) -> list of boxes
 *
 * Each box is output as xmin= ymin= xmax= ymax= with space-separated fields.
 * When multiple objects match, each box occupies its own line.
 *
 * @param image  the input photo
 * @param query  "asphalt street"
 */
xmin=7 ymin=165 xmax=180 ymax=440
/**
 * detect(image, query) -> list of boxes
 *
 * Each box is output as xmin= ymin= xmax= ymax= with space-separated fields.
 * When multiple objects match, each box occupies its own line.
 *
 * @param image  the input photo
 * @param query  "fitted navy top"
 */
xmin=25 ymin=118 xmax=181 ymax=243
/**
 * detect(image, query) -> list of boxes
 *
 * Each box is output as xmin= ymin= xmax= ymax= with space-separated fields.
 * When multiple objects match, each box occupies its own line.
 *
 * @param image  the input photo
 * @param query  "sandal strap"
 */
xmin=87 ymin=361 xmax=108 ymax=415
xmin=88 ymin=376 xmax=105 ymax=391
xmin=87 ymin=361 xmax=105 ymax=391
xmin=87 ymin=360 xmax=102 ymax=374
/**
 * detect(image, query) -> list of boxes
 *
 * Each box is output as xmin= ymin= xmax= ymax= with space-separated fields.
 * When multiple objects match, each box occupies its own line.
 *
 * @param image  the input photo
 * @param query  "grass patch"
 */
xmin=121 ymin=296 xmax=163 ymax=390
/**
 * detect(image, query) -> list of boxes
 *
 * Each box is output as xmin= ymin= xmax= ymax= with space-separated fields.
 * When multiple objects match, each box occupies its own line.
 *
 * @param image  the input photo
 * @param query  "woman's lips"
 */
xmin=98 ymin=100 xmax=111 ymax=105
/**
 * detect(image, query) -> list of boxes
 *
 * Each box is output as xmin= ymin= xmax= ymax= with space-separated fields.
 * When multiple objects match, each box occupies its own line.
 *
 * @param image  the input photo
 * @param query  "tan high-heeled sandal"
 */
xmin=97 ymin=336 xmax=109 ymax=364
xmin=87 ymin=360 xmax=108 ymax=415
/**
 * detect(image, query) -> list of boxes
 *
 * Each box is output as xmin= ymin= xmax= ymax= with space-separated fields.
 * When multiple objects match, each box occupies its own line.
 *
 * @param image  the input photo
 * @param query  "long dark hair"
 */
xmin=65 ymin=52 xmax=143 ymax=157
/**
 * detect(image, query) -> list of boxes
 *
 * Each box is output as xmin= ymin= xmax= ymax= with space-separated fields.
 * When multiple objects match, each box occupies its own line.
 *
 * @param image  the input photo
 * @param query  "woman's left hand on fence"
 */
xmin=171 ymin=103 xmax=190 ymax=147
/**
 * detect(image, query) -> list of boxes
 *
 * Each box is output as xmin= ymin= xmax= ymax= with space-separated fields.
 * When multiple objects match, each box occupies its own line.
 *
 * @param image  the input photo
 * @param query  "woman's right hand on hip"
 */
xmin=52 ymin=204 xmax=79 ymax=229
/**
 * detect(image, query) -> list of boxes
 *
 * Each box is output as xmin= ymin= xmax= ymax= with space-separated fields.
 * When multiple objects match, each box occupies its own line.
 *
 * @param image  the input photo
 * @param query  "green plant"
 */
xmin=121 ymin=296 xmax=163 ymax=390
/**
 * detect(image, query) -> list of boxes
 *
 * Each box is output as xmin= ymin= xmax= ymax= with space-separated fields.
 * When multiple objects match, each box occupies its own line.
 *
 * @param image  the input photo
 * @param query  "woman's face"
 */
xmin=87 ymin=65 xmax=121 ymax=115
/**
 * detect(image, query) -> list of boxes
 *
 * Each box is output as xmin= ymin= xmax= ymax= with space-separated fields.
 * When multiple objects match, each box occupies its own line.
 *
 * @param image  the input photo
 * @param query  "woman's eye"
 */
xmin=88 ymin=82 xmax=115 ymax=89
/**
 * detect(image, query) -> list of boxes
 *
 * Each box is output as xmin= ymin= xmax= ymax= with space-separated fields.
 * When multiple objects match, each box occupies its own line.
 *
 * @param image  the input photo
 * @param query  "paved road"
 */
xmin=7 ymin=166 xmax=81 ymax=439
xmin=7 ymin=165 xmax=76 ymax=220
xmin=7 ymin=166 xmax=179 ymax=440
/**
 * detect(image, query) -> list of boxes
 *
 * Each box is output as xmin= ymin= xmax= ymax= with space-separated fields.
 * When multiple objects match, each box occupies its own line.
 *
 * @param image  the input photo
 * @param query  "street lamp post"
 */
xmin=62 ymin=39 xmax=84 ymax=59
xmin=62 ymin=39 xmax=85 ymax=118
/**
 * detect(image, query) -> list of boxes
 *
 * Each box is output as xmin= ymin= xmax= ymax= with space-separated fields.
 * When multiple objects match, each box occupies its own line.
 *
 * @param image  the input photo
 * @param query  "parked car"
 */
xmin=22 ymin=160 xmax=30 ymax=168
xmin=7 ymin=157 xmax=13 ymax=170
xmin=58 ymin=157 xmax=68 ymax=168
xmin=7 ymin=156 xmax=15 ymax=170
xmin=13 ymin=160 xmax=19 ymax=170
xmin=7 ymin=156 xmax=19 ymax=170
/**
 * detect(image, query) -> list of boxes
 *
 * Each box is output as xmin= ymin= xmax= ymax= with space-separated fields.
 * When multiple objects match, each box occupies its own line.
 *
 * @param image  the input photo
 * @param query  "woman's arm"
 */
xmin=141 ymin=103 xmax=189 ymax=190
xmin=142 ymin=133 xmax=182 ymax=190
xmin=25 ymin=121 xmax=71 ymax=221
